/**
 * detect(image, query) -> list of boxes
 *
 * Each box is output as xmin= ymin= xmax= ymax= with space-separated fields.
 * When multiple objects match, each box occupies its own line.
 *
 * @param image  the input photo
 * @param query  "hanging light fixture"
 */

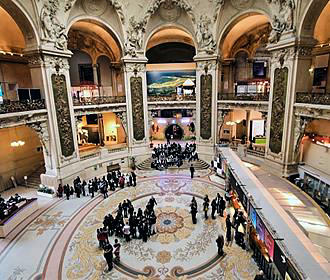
xmin=10 ymin=140 xmax=25 ymax=147
xmin=10 ymin=127 xmax=25 ymax=147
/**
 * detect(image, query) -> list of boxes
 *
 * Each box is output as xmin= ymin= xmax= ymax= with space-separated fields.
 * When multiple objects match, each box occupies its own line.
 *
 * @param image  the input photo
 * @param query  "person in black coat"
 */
xmin=219 ymin=197 xmax=226 ymax=217
xmin=226 ymin=215 xmax=233 ymax=243
xmin=216 ymin=234 xmax=225 ymax=256
xmin=190 ymin=164 xmax=195 ymax=179
xmin=131 ymin=171 xmax=137 ymax=186
xmin=211 ymin=198 xmax=217 ymax=220
xmin=203 ymin=200 xmax=209 ymax=219
xmin=103 ymin=243 xmax=113 ymax=272
xmin=191 ymin=204 xmax=198 ymax=224
xmin=64 ymin=184 xmax=70 ymax=200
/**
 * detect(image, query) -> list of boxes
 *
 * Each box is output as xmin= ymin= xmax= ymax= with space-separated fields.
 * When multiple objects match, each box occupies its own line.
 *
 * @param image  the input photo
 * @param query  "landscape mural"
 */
xmin=147 ymin=70 xmax=196 ymax=96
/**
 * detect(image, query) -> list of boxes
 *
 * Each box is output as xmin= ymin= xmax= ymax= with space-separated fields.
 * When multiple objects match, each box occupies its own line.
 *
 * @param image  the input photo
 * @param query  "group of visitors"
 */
xmin=98 ymin=196 xmax=158 ymax=272
xmin=151 ymin=142 xmax=198 ymax=170
xmin=190 ymin=194 xmax=226 ymax=223
xmin=56 ymin=170 xmax=137 ymax=200
xmin=0 ymin=193 xmax=26 ymax=220
xmin=190 ymin=192 xmax=248 ymax=256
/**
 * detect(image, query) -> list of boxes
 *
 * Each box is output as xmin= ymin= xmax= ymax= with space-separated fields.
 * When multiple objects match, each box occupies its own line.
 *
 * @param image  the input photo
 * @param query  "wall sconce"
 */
xmin=11 ymin=140 xmax=25 ymax=147
xmin=308 ymin=67 xmax=314 ymax=75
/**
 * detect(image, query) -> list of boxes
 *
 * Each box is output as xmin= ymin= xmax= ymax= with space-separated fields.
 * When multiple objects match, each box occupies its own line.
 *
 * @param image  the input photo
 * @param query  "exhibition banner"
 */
xmin=249 ymin=204 xmax=257 ymax=228
xmin=264 ymin=228 xmax=274 ymax=260
xmin=256 ymin=214 xmax=265 ymax=242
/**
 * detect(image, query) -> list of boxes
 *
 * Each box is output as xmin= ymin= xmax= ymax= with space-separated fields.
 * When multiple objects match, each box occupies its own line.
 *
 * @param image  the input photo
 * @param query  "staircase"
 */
xmin=136 ymin=158 xmax=210 ymax=170
xmin=25 ymin=166 xmax=45 ymax=189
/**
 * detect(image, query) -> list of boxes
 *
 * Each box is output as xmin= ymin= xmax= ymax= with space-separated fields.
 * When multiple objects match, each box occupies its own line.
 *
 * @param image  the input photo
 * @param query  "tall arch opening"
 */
xmin=146 ymin=27 xmax=196 ymax=143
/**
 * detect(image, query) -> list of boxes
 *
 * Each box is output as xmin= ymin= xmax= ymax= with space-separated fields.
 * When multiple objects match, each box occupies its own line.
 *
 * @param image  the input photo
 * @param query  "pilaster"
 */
xmin=265 ymin=42 xmax=314 ymax=176
xmin=194 ymin=54 xmax=219 ymax=156
xmin=122 ymin=57 xmax=149 ymax=157
xmin=26 ymin=48 xmax=80 ymax=187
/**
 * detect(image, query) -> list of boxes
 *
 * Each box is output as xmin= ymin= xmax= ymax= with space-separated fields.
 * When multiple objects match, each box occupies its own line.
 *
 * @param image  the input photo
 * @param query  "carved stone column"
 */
xmin=122 ymin=58 xmax=149 ymax=156
xmin=26 ymin=50 xmax=80 ymax=188
xmin=27 ymin=121 xmax=52 ymax=172
xmin=115 ymin=111 xmax=128 ymax=143
xmin=265 ymin=44 xmax=313 ymax=176
xmin=217 ymin=109 xmax=230 ymax=144
xmin=194 ymin=55 xmax=219 ymax=156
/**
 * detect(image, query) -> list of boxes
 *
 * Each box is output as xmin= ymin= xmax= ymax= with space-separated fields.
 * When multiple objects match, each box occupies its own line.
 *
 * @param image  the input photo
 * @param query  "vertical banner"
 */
xmin=249 ymin=204 xmax=257 ymax=228
xmin=256 ymin=214 xmax=265 ymax=242
xmin=264 ymin=229 xmax=275 ymax=261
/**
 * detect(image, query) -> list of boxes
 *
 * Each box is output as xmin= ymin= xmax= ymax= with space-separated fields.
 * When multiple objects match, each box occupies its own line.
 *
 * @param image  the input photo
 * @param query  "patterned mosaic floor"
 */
xmin=0 ymin=175 xmax=259 ymax=280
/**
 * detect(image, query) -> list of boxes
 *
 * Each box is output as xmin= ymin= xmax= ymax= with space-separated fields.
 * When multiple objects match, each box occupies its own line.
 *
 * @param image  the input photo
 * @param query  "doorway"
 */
xmin=165 ymin=124 xmax=184 ymax=140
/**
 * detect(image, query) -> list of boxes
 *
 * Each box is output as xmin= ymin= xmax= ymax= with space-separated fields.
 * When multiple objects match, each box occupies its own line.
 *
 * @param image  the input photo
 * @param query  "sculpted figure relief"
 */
xmin=40 ymin=1 xmax=67 ymax=50
xmin=195 ymin=16 xmax=216 ymax=54
xmin=124 ymin=17 xmax=145 ymax=57
xmin=267 ymin=0 xmax=295 ymax=44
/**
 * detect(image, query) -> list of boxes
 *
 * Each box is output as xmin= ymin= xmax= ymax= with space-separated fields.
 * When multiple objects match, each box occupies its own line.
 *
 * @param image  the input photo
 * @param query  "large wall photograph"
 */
xmin=146 ymin=69 xmax=196 ymax=96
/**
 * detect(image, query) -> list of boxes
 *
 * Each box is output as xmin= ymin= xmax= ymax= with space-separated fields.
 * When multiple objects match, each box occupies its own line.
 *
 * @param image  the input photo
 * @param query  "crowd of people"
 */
xmin=190 ymin=191 xmax=248 ymax=255
xmin=151 ymin=142 xmax=198 ymax=170
xmin=98 ymin=196 xmax=158 ymax=272
xmin=0 ymin=193 xmax=26 ymax=220
xmin=56 ymin=170 xmax=137 ymax=200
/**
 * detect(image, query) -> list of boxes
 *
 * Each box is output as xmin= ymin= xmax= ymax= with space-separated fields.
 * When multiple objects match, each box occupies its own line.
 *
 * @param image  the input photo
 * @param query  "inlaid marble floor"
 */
xmin=0 ymin=175 xmax=258 ymax=280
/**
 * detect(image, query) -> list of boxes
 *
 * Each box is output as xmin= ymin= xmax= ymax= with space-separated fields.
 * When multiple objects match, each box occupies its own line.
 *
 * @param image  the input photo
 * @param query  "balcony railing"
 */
xmin=0 ymin=99 xmax=46 ymax=114
xmin=73 ymin=96 xmax=126 ymax=106
xmin=295 ymin=92 xmax=330 ymax=106
xmin=218 ymin=93 xmax=269 ymax=101
xmin=147 ymin=94 xmax=196 ymax=102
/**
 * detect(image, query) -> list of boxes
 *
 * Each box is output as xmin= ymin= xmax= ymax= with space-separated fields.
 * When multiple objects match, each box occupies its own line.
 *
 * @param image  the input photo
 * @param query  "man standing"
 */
xmin=132 ymin=171 xmax=137 ymax=187
xmin=191 ymin=203 xmax=198 ymax=224
xmin=203 ymin=200 xmax=209 ymax=220
xmin=190 ymin=164 xmax=195 ymax=179
xmin=211 ymin=198 xmax=217 ymax=220
xmin=216 ymin=234 xmax=224 ymax=256
xmin=103 ymin=243 xmax=113 ymax=272
xmin=113 ymin=239 xmax=121 ymax=264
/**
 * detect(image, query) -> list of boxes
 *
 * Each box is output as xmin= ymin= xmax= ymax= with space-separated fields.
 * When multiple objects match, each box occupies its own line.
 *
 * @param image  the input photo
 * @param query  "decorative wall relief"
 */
xmin=200 ymin=74 xmax=213 ymax=140
xmin=231 ymin=0 xmax=254 ymax=10
xmin=195 ymin=16 xmax=216 ymax=54
xmin=124 ymin=17 xmax=145 ymax=57
xmin=213 ymin=0 xmax=225 ymax=22
xmin=51 ymin=74 xmax=75 ymax=157
xmin=144 ymin=0 xmax=195 ymax=24
xmin=159 ymin=1 xmax=182 ymax=22
xmin=267 ymin=0 xmax=295 ymax=44
xmin=40 ymin=0 xmax=67 ymax=50
xmin=130 ymin=76 xmax=145 ymax=141
xmin=82 ymin=0 xmax=108 ymax=16
xmin=269 ymin=67 xmax=288 ymax=154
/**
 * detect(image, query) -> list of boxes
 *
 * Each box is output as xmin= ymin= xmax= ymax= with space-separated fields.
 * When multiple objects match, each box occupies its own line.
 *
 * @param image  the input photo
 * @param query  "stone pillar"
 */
xmin=27 ymin=50 xmax=80 ymax=188
xmin=112 ymin=66 xmax=118 ymax=96
xmin=265 ymin=44 xmax=313 ymax=176
xmin=122 ymin=58 xmax=149 ymax=157
xmin=93 ymin=64 xmax=99 ymax=86
xmin=217 ymin=109 xmax=230 ymax=144
xmin=195 ymin=55 xmax=219 ymax=157
xmin=246 ymin=110 xmax=251 ymax=143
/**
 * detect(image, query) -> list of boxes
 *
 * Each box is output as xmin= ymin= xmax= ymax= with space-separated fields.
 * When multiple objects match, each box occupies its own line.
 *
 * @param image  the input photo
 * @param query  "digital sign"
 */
xmin=249 ymin=204 xmax=257 ymax=228
xmin=256 ymin=214 xmax=265 ymax=242
xmin=264 ymin=229 xmax=274 ymax=261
